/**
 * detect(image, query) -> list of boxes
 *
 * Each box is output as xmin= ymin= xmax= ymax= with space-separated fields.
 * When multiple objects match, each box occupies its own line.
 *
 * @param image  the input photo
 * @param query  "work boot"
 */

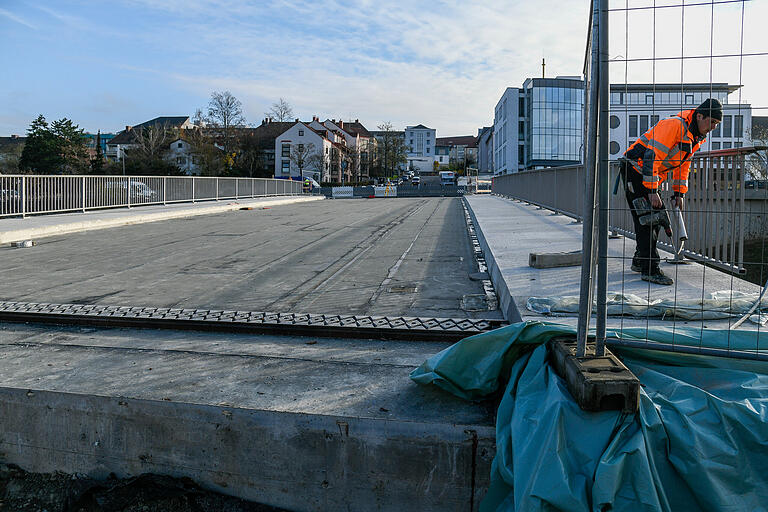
xmin=630 ymin=262 xmax=642 ymax=273
xmin=641 ymin=268 xmax=673 ymax=286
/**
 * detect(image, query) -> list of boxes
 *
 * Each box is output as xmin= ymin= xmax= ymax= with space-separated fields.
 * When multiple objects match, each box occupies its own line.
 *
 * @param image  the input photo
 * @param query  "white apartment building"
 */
xmin=274 ymin=122 xmax=333 ymax=181
xmin=609 ymin=83 xmax=752 ymax=158
xmin=405 ymin=124 xmax=436 ymax=172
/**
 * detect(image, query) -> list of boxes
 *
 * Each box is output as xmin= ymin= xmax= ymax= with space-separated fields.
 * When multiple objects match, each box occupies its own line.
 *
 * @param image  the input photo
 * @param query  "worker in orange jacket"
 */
xmin=621 ymin=98 xmax=721 ymax=285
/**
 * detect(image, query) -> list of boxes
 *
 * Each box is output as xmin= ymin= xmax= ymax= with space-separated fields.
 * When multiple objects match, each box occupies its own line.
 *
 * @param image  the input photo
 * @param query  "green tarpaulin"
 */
xmin=411 ymin=322 xmax=768 ymax=511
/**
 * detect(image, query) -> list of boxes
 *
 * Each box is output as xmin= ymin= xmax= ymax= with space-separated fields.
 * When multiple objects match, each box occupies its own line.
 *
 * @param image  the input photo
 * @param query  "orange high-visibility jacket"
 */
xmin=624 ymin=109 xmax=704 ymax=195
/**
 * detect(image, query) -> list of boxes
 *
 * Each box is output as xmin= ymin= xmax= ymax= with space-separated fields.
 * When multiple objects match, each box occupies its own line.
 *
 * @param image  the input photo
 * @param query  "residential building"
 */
xmin=166 ymin=138 xmax=209 ymax=175
xmin=434 ymin=144 xmax=450 ymax=168
xmin=308 ymin=117 xmax=373 ymax=181
xmin=477 ymin=126 xmax=493 ymax=174
xmin=106 ymin=116 xmax=193 ymax=162
xmin=493 ymin=77 xmax=585 ymax=175
xmin=435 ymin=135 xmax=478 ymax=170
xmin=405 ymin=124 xmax=436 ymax=172
xmin=274 ymin=122 xmax=334 ymax=182
xmin=609 ymin=83 xmax=752 ymax=158
xmin=244 ymin=119 xmax=296 ymax=177
xmin=84 ymin=132 xmax=116 ymax=161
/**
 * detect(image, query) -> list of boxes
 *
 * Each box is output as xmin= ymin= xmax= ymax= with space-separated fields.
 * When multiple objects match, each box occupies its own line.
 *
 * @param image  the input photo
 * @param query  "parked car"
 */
xmin=411 ymin=176 xmax=420 ymax=186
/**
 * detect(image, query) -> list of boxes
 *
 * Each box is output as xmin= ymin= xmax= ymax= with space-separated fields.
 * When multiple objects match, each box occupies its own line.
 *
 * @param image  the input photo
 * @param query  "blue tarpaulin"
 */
xmin=410 ymin=322 xmax=768 ymax=511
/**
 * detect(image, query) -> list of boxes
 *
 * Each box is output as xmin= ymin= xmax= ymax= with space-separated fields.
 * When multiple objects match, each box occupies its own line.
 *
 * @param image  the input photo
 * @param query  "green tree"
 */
xmin=18 ymin=115 xmax=89 ymax=174
xmin=19 ymin=115 xmax=61 ymax=174
xmin=50 ymin=118 xmax=89 ymax=173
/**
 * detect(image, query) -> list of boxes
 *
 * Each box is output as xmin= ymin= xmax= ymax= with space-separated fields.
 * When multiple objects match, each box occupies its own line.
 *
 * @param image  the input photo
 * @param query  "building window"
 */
xmin=712 ymin=142 xmax=721 ymax=150
xmin=518 ymin=145 xmax=524 ymax=165
xmin=282 ymin=143 xmax=290 ymax=157
xmin=610 ymin=141 xmax=620 ymax=155
xmin=281 ymin=160 xmax=290 ymax=172
xmin=519 ymin=97 xmax=525 ymax=113
xmin=610 ymin=115 xmax=620 ymax=129
xmin=722 ymin=116 xmax=733 ymax=138
xmin=722 ymin=142 xmax=732 ymax=149
xmin=685 ymin=94 xmax=694 ymax=104
xmin=299 ymin=130 xmax=304 ymax=136
xmin=629 ymin=116 xmax=638 ymax=138
xmin=176 ymin=157 xmax=186 ymax=165
xmin=177 ymin=142 xmax=183 ymax=148
xmin=735 ymin=142 xmax=743 ymax=148
xmin=519 ymin=121 xmax=525 ymax=138
xmin=734 ymin=115 xmax=743 ymax=136
xmin=651 ymin=115 xmax=659 ymax=126
xmin=298 ymin=144 xmax=304 ymax=152
xmin=712 ymin=121 xmax=722 ymax=138
xmin=639 ymin=116 xmax=649 ymax=135
xmin=645 ymin=94 xmax=654 ymax=104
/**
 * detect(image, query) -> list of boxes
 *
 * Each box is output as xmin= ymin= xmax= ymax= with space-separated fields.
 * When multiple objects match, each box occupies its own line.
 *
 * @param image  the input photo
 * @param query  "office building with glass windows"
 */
xmin=493 ymin=76 xmax=585 ymax=175
xmin=609 ymin=83 xmax=752 ymax=159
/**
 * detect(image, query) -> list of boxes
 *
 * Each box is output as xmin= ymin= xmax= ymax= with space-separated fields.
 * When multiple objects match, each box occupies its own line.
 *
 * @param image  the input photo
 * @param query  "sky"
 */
xmin=0 ymin=0 xmax=766 ymax=138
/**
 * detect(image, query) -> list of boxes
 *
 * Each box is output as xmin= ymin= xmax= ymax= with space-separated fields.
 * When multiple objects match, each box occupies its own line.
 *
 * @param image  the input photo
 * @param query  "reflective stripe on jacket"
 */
xmin=624 ymin=109 xmax=704 ymax=195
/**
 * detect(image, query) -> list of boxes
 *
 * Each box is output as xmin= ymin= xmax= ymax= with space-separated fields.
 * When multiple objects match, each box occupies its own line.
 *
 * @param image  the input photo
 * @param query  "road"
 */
xmin=1 ymin=197 xmax=501 ymax=319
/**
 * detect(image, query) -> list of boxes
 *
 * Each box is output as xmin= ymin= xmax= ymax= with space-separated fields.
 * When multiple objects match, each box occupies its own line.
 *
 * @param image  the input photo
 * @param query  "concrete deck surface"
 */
xmin=465 ymin=194 xmax=765 ymax=336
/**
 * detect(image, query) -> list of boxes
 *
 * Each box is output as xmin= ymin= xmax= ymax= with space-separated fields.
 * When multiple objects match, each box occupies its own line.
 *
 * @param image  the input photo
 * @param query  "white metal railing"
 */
xmin=0 ymin=175 xmax=304 ymax=218
xmin=491 ymin=148 xmax=763 ymax=273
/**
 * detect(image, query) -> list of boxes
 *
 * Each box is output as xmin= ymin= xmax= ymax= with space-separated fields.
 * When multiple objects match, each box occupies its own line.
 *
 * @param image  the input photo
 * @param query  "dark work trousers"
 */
xmin=621 ymin=161 xmax=660 ymax=272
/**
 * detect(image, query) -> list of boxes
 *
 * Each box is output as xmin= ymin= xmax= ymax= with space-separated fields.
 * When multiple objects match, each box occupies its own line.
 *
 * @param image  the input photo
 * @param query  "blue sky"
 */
xmin=1 ymin=0 xmax=765 ymax=137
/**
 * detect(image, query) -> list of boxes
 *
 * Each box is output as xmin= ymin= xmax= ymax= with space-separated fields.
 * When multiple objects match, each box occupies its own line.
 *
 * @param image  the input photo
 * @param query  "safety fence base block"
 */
xmin=548 ymin=336 xmax=640 ymax=414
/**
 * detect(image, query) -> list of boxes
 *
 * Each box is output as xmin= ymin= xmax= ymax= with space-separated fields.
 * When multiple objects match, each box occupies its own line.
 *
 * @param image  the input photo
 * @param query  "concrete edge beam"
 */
xmin=0 ymin=386 xmax=495 ymax=512
xmin=0 ymin=196 xmax=324 ymax=244
xmin=463 ymin=199 xmax=523 ymax=323
xmin=547 ymin=336 xmax=640 ymax=414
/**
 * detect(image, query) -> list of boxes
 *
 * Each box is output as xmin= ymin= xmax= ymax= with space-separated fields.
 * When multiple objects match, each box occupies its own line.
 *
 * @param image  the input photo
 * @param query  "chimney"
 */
xmin=338 ymin=120 xmax=344 ymax=128
xmin=355 ymin=119 xmax=359 ymax=123
xmin=295 ymin=118 xmax=299 ymax=123
xmin=126 ymin=126 xmax=131 ymax=131
xmin=11 ymin=134 xmax=18 ymax=139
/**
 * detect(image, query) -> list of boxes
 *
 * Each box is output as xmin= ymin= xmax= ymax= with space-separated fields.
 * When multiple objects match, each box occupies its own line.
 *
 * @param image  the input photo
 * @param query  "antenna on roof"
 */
xmin=542 ymin=58 xmax=545 ymax=78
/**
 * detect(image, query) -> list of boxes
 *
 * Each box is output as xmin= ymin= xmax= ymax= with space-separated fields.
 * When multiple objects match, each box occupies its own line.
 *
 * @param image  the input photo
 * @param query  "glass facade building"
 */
xmin=525 ymin=78 xmax=584 ymax=168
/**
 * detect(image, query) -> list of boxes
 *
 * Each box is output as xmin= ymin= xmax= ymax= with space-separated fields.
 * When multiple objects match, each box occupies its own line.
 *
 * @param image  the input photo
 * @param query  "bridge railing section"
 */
xmin=0 ymin=175 xmax=303 ymax=218
xmin=492 ymin=148 xmax=762 ymax=273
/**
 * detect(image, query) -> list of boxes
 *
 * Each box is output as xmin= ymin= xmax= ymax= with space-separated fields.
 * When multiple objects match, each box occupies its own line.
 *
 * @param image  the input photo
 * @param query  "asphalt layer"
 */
xmin=0 ymin=197 xmax=502 ymax=319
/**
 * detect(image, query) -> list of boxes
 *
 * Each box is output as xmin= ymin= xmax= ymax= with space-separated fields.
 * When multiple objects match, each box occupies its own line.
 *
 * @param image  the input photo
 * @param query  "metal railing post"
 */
xmin=163 ymin=177 xmax=167 ymax=205
xmin=82 ymin=176 xmax=86 ymax=213
xmin=236 ymin=179 xmax=239 ymax=199
xmin=192 ymin=178 xmax=195 ymax=203
xmin=127 ymin=176 xmax=131 ymax=209
xmin=216 ymin=178 xmax=219 ymax=201
xmin=21 ymin=176 xmax=26 ymax=218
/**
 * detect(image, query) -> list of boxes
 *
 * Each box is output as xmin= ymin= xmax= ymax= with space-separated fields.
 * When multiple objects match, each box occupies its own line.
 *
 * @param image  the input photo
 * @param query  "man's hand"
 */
xmin=671 ymin=196 xmax=684 ymax=210
xmin=648 ymin=192 xmax=662 ymax=209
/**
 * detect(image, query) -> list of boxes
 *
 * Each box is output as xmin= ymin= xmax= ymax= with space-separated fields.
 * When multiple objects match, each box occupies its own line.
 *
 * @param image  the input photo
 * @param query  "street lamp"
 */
xmin=120 ymin=146 xmax=126 ymax=175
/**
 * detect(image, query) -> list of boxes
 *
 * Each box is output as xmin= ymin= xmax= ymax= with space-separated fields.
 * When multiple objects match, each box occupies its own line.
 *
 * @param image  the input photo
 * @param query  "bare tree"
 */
xmin=206 ymin=91 xmax=246 ymax=157
xmin=289 ymin=142 xmax=321 ymax=178
xmin=267 ymin=98 xmax=294 ymax=122
xmin=374 ymin=122 xmax=407 ymax=178
xmin=746 ymin=125 xmax=768 ymax=181
xmin=182 ymin=126 xmax=224 ymax=176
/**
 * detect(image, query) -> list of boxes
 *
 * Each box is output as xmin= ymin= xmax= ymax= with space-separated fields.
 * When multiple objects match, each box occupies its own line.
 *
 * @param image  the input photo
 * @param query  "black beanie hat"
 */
xmin=695 ymin=98 xmax=723 ymax=121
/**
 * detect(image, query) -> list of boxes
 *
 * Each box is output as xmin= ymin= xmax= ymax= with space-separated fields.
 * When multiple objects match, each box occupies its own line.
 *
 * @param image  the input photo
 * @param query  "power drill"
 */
xmin=632 ymin=197 xmax=673 ymax=238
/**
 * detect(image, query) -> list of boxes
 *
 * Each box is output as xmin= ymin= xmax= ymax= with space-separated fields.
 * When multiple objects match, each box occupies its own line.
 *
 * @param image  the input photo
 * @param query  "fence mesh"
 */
xmin=495 ymin=0 xmax=767 ymax=359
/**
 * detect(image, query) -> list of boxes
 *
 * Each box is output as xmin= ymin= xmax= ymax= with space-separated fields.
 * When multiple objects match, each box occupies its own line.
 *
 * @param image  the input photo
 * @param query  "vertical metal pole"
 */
xmin=216 ymin=178 xmax=219 ymax=201
xmin=21 ymin=176 xmax=26 ymax=218
xmin=163 ymin=176 xmax=167 ymax=205
xmin=192 ymin=178 xmax=195 ymax=203
xmin=82 ymin=176 xmax=86 ymax=213
xmin=127 ymin=176 xmax=131 ymax=209
xmin=595 ymin=0 xmax=610 ymax=356
xmin=576 ymin=0 xmax=601 ymax=356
